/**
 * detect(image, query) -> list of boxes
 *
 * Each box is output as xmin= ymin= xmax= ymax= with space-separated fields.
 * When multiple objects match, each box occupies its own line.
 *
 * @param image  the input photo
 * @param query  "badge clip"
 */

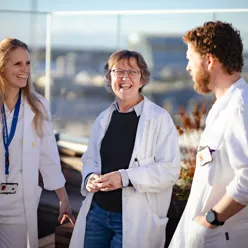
xmin=0 ymin=183 xmax=18 ymax=194
xmin=197 ymin=146 xmax=215 ymax=166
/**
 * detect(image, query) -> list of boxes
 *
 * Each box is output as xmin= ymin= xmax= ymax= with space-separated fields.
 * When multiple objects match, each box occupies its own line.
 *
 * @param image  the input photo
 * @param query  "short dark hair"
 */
xmin=183 ymin=21 xmax=244 ymax=74
xmin=104 ymin=49 xmax=151 ymax=93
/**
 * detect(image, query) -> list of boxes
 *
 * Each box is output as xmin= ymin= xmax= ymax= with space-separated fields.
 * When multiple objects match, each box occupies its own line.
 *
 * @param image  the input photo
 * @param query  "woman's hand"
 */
xmin=86 ymin=173 xmax=101 ymax=192
xmin=96 ymin=171 xmax=123 ymax=191
xmin=58 ymin=199 xmax=76 ymax=226
xmin=55 ymin=187 xmax=76 ymax=226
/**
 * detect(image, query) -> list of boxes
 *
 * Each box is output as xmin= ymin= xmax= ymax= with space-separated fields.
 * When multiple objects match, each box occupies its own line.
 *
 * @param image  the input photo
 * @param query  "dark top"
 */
xmin=93 ymin=110 xmax=140 ymax=212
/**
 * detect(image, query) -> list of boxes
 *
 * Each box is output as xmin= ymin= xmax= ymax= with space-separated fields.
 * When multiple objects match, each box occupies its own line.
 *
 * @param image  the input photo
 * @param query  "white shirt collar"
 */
xmin=206 ymin=77 xmax=246 ymax=125
xmin=113 ymin=99 xmax=144 ymax=117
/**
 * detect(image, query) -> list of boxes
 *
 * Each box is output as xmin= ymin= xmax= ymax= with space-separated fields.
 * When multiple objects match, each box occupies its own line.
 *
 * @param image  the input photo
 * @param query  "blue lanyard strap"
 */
xmin=1 ymin=90 xmax=21 ymax=175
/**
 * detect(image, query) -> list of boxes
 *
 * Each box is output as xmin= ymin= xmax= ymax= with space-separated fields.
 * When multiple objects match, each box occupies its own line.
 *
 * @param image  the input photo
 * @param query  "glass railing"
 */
xmin=0 ymin=10 xmax=48 ymax=81
xmin=1 ymin=9 xmax=248 ymax=138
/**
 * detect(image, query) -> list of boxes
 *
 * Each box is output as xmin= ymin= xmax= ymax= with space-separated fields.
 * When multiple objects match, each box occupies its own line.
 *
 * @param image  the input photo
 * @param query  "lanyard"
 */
xmin=1 ymin=90 xmax=21 ymax=177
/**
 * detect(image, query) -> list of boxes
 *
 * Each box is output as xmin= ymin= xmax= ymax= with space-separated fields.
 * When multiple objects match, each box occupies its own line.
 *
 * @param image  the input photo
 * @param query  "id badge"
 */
xmin=0 ymin=183 xmax=18 ymax=194
xmin=197 ymin=146 xmax=213 ymax=166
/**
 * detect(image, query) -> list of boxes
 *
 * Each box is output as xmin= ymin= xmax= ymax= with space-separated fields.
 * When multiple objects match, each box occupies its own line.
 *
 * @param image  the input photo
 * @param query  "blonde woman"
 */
xmin=0 ymin=38 xmax=75 ymax=248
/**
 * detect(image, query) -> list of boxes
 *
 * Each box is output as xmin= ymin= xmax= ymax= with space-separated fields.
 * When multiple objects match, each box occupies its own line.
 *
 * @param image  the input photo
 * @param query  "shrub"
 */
xmin=173 ymin=101 xmax=208 ymax=200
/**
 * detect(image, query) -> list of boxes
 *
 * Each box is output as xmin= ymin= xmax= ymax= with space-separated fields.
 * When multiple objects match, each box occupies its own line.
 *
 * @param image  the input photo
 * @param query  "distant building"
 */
xmin=128 ymin=34 xmax=189 ymax=81
xmin=243 ymin=53 xmax=248 ymax=72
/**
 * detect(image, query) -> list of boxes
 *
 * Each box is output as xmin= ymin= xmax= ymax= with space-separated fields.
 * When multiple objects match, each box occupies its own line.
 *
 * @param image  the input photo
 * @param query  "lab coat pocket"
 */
xmin=224 ymin=222 xmax=248 ymax=248
xmin=150 ymin=212 xmax=168 ymax=246
xmin=152 ymin=212 xmax=168 ymax=225
xmin=188 ymin=220 xmax=222 ymax=248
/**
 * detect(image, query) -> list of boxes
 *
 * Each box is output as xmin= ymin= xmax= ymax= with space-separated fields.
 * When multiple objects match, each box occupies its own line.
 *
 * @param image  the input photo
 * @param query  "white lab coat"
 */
xmin=69 ymin=97 xmax=181 ymax=248
xmin=169 ymin=78 xmax=248 ymax=248
xmin=21 ymin=95 xmax=65 ymax=248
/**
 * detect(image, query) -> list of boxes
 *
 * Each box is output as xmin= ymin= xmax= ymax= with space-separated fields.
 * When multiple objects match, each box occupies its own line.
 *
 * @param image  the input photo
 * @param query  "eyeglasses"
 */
xmin=111 ymin=69 xmax=140 ymax=78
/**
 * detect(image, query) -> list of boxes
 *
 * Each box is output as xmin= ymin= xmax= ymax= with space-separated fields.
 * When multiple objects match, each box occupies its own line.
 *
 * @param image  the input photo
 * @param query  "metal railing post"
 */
xmin=45 ymin=13 xmax=52 ymax=103
xmin=116 ymin=14 xmax=121 ymax=49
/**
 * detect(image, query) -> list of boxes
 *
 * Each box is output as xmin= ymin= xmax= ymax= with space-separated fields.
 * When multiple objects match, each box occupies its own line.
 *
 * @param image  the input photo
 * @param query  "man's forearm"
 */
xmin=212 ymin=193 xmax=246 ymax=222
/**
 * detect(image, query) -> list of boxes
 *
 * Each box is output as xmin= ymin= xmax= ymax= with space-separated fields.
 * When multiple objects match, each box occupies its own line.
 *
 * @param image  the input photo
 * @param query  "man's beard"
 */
xmin=193 ymin=64 xmax=212 ymax=94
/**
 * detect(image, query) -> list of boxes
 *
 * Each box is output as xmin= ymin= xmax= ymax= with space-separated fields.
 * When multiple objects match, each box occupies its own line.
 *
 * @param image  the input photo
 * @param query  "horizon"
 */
xmin=1 ymin=1 xmax=248 ymax=50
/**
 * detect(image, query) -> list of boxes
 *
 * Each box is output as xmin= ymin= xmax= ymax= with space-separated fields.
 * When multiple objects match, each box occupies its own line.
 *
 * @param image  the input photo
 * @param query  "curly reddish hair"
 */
xmin=183 ymin=21 xmax=244 ymax=75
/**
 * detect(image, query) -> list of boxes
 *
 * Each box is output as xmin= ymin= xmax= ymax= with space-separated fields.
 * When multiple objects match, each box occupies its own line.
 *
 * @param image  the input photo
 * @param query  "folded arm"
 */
xmin=126 ymin=115 xmax=181 ymax=193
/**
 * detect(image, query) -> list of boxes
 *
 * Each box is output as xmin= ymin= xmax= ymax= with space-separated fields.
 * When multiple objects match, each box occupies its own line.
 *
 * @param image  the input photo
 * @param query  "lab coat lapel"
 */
xmin=98 ymin=98 xmax=153 ymax=168
xmin=22 ymin=99 xmax=35 ymax=181
xmin=22 ymin=99 xmax=35 ymax=171
xmin=129 ymin=97 xmax=152 ymax=168
xmin=22 ymin=98 xmax=38 ymax=248
xmin=23 ymin=99 xmax=35 ymax=136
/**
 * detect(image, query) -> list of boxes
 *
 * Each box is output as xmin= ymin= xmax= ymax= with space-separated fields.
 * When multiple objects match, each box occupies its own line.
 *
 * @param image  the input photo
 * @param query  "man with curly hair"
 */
xmin=169 ymin=21 xmax=248 ymax=248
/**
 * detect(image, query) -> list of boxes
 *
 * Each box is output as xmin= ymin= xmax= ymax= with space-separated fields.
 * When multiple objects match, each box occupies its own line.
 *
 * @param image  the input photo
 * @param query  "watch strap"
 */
xmin=208 ymin=209 xmax=225 ymax=226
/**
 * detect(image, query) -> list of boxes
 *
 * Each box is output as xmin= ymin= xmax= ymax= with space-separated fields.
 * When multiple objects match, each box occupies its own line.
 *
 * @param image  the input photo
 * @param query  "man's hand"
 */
xmin=194 ymin=216 xmax=217 ymax=229
xmin=96 ymin=171 xmax=123 ymax=191
xmin=86 ymin=173 xmax=101 ymax=193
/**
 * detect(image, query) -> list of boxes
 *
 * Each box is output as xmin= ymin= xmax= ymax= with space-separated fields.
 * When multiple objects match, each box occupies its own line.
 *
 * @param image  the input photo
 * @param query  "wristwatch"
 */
xmin=205 ymin=209 xmax=225 ymax=226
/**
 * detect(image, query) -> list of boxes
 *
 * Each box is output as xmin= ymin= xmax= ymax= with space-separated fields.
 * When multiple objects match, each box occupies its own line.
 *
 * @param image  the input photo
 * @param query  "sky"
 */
xmin=0 ymin=0 xmax=248 ymax=49
xmin=0 ymin=0 xmax=248 ymax=12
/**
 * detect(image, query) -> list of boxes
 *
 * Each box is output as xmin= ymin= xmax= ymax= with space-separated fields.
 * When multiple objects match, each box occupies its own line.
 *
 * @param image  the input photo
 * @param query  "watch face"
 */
xmin=206 ymin=210 xmax=215 ymax=223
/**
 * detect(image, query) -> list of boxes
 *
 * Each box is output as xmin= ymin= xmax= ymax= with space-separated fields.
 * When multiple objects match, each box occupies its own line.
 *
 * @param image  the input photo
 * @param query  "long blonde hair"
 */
xmin=0 ymin=38 xmax=47 ymax=136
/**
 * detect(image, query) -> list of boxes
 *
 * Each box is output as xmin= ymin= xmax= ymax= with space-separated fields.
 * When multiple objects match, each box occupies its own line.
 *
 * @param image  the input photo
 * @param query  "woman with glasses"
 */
xmin=70 ymin=50 xmax=180 ymax=248
xmin=0 ymin=38 xmax=75 ymax=248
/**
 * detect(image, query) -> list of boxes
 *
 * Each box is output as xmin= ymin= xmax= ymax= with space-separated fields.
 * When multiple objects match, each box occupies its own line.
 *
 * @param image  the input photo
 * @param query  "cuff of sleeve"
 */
xmin=226 ymin=181 xmax=248 ymax=206
xmin=44 ymin=174 xmax=66 ymax=190
xmin=84 ymin=173 xmax=93 ymax=186
xmin=119 ymin=169 xmax=129 ymax=188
